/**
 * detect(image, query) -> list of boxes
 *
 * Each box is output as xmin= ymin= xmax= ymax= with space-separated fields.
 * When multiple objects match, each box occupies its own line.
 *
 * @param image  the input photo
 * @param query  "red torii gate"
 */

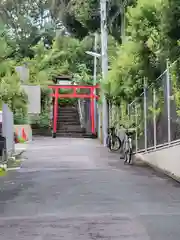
xmin=48 ymin=84 xmax=99 ymax=138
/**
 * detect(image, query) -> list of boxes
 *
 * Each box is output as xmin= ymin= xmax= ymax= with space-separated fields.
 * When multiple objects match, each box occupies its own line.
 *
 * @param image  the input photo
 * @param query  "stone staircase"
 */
xmin=56 ymin=105 xmax=85 ymax=137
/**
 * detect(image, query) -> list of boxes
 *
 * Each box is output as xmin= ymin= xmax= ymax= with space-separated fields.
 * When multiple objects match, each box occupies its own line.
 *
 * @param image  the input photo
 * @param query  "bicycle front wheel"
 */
xmin=124 ymin=142 xmax=132 ymax=164
xmin=109 ymin=136 xmax=121 ymax=152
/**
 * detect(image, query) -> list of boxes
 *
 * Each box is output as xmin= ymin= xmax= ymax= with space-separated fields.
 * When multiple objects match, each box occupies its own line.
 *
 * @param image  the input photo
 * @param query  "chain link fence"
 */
xmin=129 ymin=59 xmax=180 ymax=152
xmin=108 ymin=58 xmax=180 ymax=153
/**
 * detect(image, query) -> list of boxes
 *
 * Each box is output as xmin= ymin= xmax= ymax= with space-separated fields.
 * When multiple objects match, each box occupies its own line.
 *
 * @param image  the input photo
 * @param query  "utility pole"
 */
xmin=93 ymin=32 xmax=98 ymax=133
xmin=121 ymin=0 xmax=129 ymax=42
xmin=121 ymin=4 xmax=125 ymax=42
xmin=100 ymin=0 xmax=109 ymax=146
xmin=93 ymin=33 xmax=98 ymax=86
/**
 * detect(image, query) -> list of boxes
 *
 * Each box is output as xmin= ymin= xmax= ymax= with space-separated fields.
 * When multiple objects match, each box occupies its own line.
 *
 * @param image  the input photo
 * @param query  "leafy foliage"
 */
xmin=48 ymin=0 xmax=133 ymax=41
xmin=0 ymin=0 xmax=54 ymax=58
xmin=106 ymin=0 xmax=180 ymax=106
xmin=1 ymin=0 xmax=180 ymax=132
xmin=0 ymin=24 xmax=28 ymax=114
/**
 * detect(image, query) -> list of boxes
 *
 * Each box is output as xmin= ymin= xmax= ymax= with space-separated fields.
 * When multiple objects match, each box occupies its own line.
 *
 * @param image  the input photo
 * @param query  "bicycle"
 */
xmin=120 ymin=125 xmax=135 ymax=164
xmin=106 ymin=127 xmax=121 ymax=152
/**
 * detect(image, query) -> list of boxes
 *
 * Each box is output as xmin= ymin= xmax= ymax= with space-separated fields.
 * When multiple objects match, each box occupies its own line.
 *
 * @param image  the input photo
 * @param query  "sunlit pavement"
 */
xmin=1 ymin=137 xmax=180 ymax=239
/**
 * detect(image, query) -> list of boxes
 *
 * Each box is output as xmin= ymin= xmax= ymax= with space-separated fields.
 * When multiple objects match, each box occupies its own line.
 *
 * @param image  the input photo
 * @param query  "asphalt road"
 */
xmin=0 ymin=137 xmax=180 ymax=239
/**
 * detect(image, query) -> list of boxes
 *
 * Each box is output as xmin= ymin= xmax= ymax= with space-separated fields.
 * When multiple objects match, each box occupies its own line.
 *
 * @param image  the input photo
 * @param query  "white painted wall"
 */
xmin=2 ymin=104 xmax=14 ymax=155
xmin=21 ymin=85 xmax=41 ymax=114
xmin=135 ymin=144 xmax=180 ymax=179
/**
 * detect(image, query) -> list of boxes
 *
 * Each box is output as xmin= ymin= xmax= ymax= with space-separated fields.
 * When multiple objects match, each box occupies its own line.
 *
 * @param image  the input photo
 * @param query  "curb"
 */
xmin=8 ymin=167 xmax=21 ymax=171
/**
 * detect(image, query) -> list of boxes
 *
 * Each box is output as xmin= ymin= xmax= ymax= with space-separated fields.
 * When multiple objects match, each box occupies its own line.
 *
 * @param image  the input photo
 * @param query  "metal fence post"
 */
xmin=135 ymin=103 xmax=138 ymax=153
xmin=109 ymin=101 xmax=111 ymax=127
xmin=153 ymin=88 xmax=157 ymax=149
xmin=100 ymin=0 xmax=109 ymax=146
xmin=166 ymin=59 xmax=171 ymax=144
xmin=127 ymin=104 xmax=130 ymax=122
xmin=93 ymin=32 xmax=98 ymax=132
xmin=144 ymin=79 xmax=147 ymax=151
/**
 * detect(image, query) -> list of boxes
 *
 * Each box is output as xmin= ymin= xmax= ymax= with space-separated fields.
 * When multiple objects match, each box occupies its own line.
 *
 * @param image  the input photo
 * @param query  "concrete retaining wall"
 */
xmin=135 ymin=143 xmax=180 ymax=180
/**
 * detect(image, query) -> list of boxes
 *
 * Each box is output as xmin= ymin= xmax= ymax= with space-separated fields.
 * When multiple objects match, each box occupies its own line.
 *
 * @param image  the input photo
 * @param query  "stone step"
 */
xmin=58 ymin=113 xmax=78 ymax=116
xmin=56 ymin=128 xmax=84 ymax=133
xmin=58 ymin=120 xmax=80 ymax=123
xmin=58 ymin=109 xmax=77 ymax=112
xmin=58 ymin=109 xmax=78 ymax=113
xmin=57 ymin=119 xmax=80 ymax=125
xmin=57 ymin=118 xmax=80 ymax=122
xmin=56 ymin=105 xmax=83 ymax=137
xmin=57 ymin=121 xmax=81 ymax=125
xmin=57 ymin=123 xmax=82 ymax=128
xmin=56 ymin=133 xmax=84 ymax=138
xmin=58 ymin=115 xmax=79 ymax=119
xmin=58 ymin=110 xmax=78 ymax=113
xmin=58 ymin=111 xmax=79 ymax=114
xmin=57 ymin=128 xmax=83 ymax=133
xmin=56 ymin=133 xmax=97 ymax=138
xmin=58 ymin=106 xmax=77 ymax=110
xmin=57 ymin=124 xmax=81 ymax=129
xmin=58 ymin=119 xmax=80 ymax=122
xmin=58 ymin=113 xmax=79 ymax=117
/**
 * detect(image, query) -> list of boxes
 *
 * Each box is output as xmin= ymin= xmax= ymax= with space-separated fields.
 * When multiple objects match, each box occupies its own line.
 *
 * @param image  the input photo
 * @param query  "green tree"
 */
xmin=0 ymin=23 xmax=28 ymax=114
xmin=48 ymin=0 xmax=133 ymax=41
xmin=106 ymin=0 xmax=176 ymax=103
xmin=0 ymin=0 xmax=57 ymax=58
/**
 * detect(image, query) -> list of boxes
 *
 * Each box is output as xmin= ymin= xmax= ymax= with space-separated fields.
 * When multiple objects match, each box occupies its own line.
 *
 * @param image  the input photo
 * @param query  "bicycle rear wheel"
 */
xmin=109 ymin=136 xmax=121 ymax=152
xmin=128 ymin=148 xmax=132 ymax=164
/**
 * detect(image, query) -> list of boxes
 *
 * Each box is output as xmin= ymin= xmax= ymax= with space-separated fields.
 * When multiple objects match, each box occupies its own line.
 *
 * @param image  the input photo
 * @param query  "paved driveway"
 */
xmin=0 ymin=137 xmax=180 ymax=239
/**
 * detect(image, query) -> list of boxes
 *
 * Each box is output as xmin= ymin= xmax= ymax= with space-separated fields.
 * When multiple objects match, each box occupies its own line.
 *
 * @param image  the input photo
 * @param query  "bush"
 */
xmin=30 ymin=111 xmax=50 ymax=129
xmin=14 ymin=109 xmax=28 ymax=125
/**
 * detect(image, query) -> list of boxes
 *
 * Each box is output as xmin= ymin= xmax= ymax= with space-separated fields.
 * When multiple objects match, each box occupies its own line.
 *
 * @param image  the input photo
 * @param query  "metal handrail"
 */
xmin=78 ymin=100 xmax=84 ymax=128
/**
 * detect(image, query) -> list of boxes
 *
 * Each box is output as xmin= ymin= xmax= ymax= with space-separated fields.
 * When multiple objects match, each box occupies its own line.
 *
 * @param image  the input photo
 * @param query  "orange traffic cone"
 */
xmin=22 ymin=128 xmax=28 ymax=141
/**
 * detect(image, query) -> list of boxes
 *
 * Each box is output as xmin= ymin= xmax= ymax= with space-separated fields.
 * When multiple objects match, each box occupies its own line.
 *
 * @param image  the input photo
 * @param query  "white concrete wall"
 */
xmin=21 ymin=85 xmax=41 ymax=114
xmin=2 ymin=104 xmax=14 ymax=155
xmin=136 ymin=143 xmax=180 ymax=180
